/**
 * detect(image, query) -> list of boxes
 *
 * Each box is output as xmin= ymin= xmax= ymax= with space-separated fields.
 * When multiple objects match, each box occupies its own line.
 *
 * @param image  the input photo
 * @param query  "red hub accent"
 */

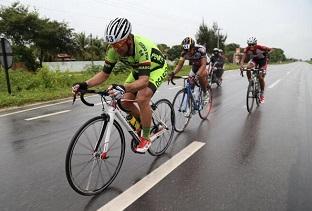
xmin=100 ymin=152 xmax=107 ymax=159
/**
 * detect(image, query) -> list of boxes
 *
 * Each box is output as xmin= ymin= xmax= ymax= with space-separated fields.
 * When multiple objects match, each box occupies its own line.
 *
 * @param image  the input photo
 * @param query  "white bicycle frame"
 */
xmin=101 ymin=100 xmax=168 ymax=154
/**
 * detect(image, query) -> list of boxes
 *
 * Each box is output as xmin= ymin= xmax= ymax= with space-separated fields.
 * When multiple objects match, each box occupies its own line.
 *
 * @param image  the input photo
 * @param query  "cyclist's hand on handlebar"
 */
xmin=239 ymin=65 xmax=244 ymax=77
xmin=108 ymin=84 xmax=125 ymax=100
xmin=168 ymin=72 xmax=175 ymax=84
xmin=72 ymin=82 xmax=88 ymax=94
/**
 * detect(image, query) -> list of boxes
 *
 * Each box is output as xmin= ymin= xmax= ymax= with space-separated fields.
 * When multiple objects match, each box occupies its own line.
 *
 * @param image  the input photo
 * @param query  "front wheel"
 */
xmin=65 ymin=116 xmax=125 ymax=195
xmin=172 ymin=89 xmax=192 ymax=132
xmin=148 ymin=99 xmax=175 ymax=156
xmin=246 ymin=81 xmax=255 ymax=113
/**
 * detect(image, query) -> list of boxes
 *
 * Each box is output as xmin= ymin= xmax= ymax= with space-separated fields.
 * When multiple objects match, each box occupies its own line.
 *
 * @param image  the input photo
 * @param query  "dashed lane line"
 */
xmin=97 ymin=141 xmax=205 ymax=211
xmin=25 ymin=110 xmax=71 ymax=121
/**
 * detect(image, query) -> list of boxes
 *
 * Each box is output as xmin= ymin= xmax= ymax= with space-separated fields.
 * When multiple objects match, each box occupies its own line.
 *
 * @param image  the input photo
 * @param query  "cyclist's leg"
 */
xmin=258 ymin=58 xmax=267 ymax=93
xmin=258 ymin=59 xmax=267 ymax=103
xmin=246 ymin=59 xmax=255 ymax=81
xmin=136 ymin=64 xmax=168 ymax=139
xmin=136 ymin=85 xmax=154 ymax=137
xmin=197 ymin=66 xmax=208 ymax=93
xmin=123 ymin=72 xmax=140 ymax=119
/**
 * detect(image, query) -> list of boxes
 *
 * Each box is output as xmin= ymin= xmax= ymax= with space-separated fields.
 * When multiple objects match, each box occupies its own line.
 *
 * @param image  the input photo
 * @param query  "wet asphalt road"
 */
xmin=0 ymin=62 xmax=311 ymax=211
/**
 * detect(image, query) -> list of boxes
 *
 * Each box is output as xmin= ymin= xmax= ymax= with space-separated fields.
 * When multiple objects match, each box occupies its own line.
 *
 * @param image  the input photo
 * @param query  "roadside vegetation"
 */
xmin=0 ymin=63 xmax=243 ymax=108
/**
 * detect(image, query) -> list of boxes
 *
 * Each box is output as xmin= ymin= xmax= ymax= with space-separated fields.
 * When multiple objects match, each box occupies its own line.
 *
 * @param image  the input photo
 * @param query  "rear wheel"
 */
xmin=148 ymin=99 xmax=175 ymax=156
xmin=172 ymin=89 xmax=192 ymax=132
xmin=199 ymin=88 xmax=213 ymax=119
xmin=246 ymin=81 xmax=255 ymax=113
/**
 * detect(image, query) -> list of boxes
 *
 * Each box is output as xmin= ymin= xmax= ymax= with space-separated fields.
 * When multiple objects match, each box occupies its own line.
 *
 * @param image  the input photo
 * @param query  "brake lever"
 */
xmin=72 ymin=92 xmax=77 ymax=105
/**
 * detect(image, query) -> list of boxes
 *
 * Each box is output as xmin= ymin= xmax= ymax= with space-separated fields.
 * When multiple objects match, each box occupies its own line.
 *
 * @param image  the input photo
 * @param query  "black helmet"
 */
xmin=182 ymin=37 xmax=195 ymax=51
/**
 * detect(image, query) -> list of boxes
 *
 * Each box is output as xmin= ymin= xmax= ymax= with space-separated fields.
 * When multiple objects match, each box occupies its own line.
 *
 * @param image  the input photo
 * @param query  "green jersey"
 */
xmin=103 ymin=35 xmax=167 ymax=78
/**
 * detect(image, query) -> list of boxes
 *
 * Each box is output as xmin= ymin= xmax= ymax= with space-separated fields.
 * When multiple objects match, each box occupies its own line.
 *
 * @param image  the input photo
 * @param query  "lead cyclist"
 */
xmin=72 ymin=17 xmax=168 ymax=153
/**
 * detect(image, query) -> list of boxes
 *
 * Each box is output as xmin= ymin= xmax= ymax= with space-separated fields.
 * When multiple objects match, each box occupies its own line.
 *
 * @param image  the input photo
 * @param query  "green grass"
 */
xmin=0 ymin=61 xmax=294 ymax=109
xmin=0 ymin=65 xmax=130 ymax=109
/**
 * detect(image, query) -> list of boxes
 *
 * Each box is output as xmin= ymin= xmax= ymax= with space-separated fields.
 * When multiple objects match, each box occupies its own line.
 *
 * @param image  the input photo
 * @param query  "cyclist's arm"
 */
xmin=124 ymin=75 xmax=149 ymax=93
xmin=86 ymin=71 xmax=110 ymax=87
xmin=172 ymin=57 xmax=185 ymax=75
xmin=85 ymin=47 xmax=118 ymax=87
xmin=240 ymin=53 xmax=247 ymax=67
xmin=199 ymin=57 xmax=207 ymax=73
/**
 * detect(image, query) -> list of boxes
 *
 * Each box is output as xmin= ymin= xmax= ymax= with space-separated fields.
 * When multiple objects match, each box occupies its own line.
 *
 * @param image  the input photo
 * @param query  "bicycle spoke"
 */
xmin=85 ymin=159 xmax=97 ymax=191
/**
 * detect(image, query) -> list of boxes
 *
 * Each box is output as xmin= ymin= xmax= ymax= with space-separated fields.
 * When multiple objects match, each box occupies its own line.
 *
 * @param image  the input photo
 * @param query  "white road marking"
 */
xmin=25 ymin=110 xmax=71 ymax=121
xmin=268 ymin=79 xmax=281 ymax=89
xmin=0 ymin=95 xmax=97 ymax=118
xmin=97 ymin=141 xmax=205 ymax=211
xmin=168 ymin=86 xmax=182 ymax=90
xmin=0 ymin=100 xmax=72 ymax=117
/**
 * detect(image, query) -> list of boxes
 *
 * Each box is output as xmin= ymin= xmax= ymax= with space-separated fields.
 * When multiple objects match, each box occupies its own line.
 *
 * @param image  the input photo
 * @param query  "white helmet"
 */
xmin=247 ymin=37 xmax=257 ymax=45
xmin=213 ymin=48 xmax=219 ymax=55
xmin=105 ymin=18 xmax=132 ymax=44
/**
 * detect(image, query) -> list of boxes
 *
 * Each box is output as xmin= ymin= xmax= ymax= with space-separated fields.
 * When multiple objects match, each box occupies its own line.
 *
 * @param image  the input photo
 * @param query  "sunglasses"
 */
xmin=112 ymin=39 xmax=128 ymax=49
xmin=248 ymin=44 xmax=256 ymax=46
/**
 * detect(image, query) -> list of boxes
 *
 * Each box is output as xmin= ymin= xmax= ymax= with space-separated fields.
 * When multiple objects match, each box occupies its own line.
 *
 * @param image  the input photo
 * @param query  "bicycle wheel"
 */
xmin=199 ymin=88 xmax=213 ymax=120
xmin=65 ymin=116 xmax=125 ymax=195
xmin=255 ymin=82 xmax=260 ymax=106
xmin=172 ymin=89 xmax=192 ymax=132
xmin=148 ymin=99 xmax=175 ymax=156
xmin=246 ymin=81 xmax=255 ymax=113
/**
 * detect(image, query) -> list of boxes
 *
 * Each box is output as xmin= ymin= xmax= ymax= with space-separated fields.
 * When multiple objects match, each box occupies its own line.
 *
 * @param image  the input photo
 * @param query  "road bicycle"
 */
xmin=170 ymin=75 xmax=212 ymax=132
xmin=65 ymin=90 xmax=174 ymax=195
xmin=241 ymin=67 xmax=263 ymax=113
xmin=207 ymin=62 xmax=223 ymax=87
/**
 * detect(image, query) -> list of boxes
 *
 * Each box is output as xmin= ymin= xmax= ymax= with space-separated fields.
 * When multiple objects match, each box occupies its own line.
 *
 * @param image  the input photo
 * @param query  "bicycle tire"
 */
xmin=255 ymin=81 xmax=260 ymax=106
xmin=199 ymin=88 xmax=213 ymax=120
xmin=172 ymin=88 xmax=192 ymax=132
xmin=246 ymin=81 xmax=255 ymax=113
xmin=148 ymin=99 xmax=175 ymax=156
xmin=65 ymin=116 xmax=125 ymax=195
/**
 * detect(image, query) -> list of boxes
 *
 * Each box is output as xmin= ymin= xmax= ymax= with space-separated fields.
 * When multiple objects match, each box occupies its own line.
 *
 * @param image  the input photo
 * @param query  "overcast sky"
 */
xmin=1 ymin=0 xmax=311 ymax=60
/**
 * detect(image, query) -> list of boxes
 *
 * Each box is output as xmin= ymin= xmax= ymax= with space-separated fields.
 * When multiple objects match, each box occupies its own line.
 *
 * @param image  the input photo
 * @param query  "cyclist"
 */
xmin=209 ymin=48 xmax=225 ymax=81
xmin=240 ymin=37 xmax=272 ymax=103
xmin=169 ymin=37 xmax=209 ymax=99
xmin=72 ymin=17 xmax=168 ymax=153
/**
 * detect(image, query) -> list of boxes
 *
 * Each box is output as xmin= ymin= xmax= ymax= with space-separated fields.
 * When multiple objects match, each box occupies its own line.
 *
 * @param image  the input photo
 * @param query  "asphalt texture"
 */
xmin=0 ymin=62 xmax=311 ymax=211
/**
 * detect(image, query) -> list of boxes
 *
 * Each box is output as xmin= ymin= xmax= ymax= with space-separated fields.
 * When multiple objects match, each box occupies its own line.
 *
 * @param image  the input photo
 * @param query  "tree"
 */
xmin=90 ymin=36 xmax=106 ymax=60
xmin=167 ymin=45 xmax=182 ymax=61
xmin=195 ymin=21 xmax=227 ymax=54
xmin=72 ymin=33 xmax=106 ymax=61
xmin=224 ymin=43 xmax=240 ymax=63
xmin=157 ymin=43 xmax=170 ymax=59
xmin=269 ymin=48 xmax=286 ymax=63
xmin=0 ymin=2 xmax=75 ymax=70
xmin=34 ymin=19 xmax=75 ymax=66
xmin=225 ymin=43 xmax=240 ymax=53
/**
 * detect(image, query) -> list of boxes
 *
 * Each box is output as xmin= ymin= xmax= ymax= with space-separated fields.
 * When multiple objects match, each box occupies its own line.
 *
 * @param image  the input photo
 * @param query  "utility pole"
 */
xmin=217 ymin=28 xmax=223 ymax=49
xmin=90 ymin=33 xmax=94 ymax=65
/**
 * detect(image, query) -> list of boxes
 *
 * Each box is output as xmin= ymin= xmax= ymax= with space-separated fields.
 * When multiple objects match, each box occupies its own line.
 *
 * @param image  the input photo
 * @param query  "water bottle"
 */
xmin=126 ymin=114 xmax=141 ymax=131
